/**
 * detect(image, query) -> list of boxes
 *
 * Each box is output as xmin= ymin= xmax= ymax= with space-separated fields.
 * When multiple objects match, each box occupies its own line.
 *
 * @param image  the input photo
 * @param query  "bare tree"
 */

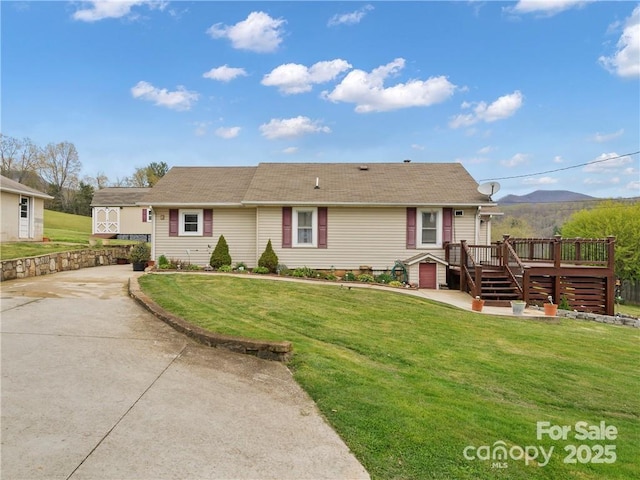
xmin=1 ymin=134 xmax=40 ymax=183
xmin=39 ymin=141 xmax=81 ymax=211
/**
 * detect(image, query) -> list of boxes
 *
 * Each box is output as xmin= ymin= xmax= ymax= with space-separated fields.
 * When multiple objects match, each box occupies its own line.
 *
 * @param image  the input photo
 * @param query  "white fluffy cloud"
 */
xmin=322 ymin=58 xmax=456 ymax=113
xmin=450 ymin=91 xmax=524 ymax=128
xmin=72 ymin=0 xmax=166 ymax=22
xmin=500 ymin=153 xmax=530 ymax=168
xmin=507 ymin=0 xmax=593 ymax=16
xmin=599 ymin=6 xmax=640 ymax=79
xmin=131 ymin=81 xmax=198 ymax=111
xmin=259 ymin=116 xmax=331 ymax=140
xmin=328 ymin=5 xmax=374 ymax=27
xmin=583 ymin=152 xmax=633 ymax=172
xmin=215 ymin=126 xmax=241 ymax=139
xmin=203 ymin=65 xmax=248 ymax=82
xmin=262 ymin=60 xmax=352 ymax=94
xmin=523 ymin=176 xmax=558 ymax=185
xmin=207 ymin=11 xmax=285 ymax=53
xmin=282 ymin=146 xmax=299 ymax=154
xmin=591 ymin=129 xmax=625 ymax=143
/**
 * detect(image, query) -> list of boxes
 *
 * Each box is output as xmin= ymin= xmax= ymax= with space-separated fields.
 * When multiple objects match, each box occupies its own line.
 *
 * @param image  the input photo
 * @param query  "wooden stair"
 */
xmin=480 ymin=268 xmax=521 ymax=307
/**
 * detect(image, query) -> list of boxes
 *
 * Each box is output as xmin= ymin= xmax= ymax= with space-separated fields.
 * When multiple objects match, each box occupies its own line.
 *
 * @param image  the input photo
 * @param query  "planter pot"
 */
xmin=132 ymin=262 xmax=147 ymax=272
xmin=544 ymin=304 xmax=558 ymax=317
xmin=511 ymin=301 xmax=526 ymax=316
xmin=471 ymin=298 xmax=485 ymax=312
xmin=146 ymin=260 xmax=155 ymax=268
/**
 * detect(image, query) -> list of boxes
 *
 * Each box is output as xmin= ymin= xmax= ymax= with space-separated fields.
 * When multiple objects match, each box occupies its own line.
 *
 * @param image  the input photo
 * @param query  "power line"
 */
xmin=478 ymin=151 xmax=640 ymax=182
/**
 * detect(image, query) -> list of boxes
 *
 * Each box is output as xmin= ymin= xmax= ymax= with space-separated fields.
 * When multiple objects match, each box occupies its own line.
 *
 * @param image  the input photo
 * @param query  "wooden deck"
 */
xmin=445 ymin=235 xmax=616 ymax=315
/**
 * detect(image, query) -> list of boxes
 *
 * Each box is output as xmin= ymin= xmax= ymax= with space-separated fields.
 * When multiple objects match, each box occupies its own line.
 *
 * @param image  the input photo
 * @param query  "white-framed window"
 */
xmin=146 ymin=208 xmax=153 ymax=221
xmin=293 ymin=207 xmax=317 ymax=247
xmin=418 ymin=208 xmax=442 ymax=247
xmin=179 ymin=209 xmax=203 ymax=236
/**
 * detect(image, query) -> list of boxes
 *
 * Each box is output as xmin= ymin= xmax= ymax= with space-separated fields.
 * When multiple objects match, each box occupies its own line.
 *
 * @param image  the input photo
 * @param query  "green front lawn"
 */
xmin=138 ymin=274 xmax=639 ymax=480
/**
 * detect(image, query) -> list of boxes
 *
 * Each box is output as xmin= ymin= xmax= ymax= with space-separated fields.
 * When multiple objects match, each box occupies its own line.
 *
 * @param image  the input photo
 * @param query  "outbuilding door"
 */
xmin=19 ymin=196 xmax=30 ymax=239
xmin=419 ymin=263 xmax=437 ymax=289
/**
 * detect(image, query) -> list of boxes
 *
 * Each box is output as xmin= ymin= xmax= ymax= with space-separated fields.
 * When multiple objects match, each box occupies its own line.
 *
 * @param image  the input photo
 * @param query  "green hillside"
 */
xmin=44 ymin=209 xmax=92 ymax=243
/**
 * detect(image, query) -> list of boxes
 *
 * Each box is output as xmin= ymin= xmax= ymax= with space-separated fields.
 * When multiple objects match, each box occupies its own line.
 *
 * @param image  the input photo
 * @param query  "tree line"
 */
xmin=1 ymin=133 xmax=167 ymax=216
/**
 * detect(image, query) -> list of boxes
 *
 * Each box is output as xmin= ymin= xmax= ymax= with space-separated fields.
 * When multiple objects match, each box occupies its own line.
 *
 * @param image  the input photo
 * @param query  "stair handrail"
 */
xmin=461 ymin=240 xmax=480 ymax=297
xmin=504 ymin=240 xmax=525 ymax=295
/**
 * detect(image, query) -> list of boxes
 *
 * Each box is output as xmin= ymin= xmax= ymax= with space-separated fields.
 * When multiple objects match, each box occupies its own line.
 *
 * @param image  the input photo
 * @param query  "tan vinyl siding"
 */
xmin=153 ymin=207 xmax=256 ymax=267
xmin=120 ymin=207 xmax=152 ymax=235
xmin=257 ymin=206 xmax=447 ymax=271
xmin=451 ymin=209 xmax=477 ymax=244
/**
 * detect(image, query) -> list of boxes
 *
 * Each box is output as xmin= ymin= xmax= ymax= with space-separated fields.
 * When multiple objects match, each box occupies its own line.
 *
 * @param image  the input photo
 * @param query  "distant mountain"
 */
xmin=497 ymin=190 xmax=597 ymax=205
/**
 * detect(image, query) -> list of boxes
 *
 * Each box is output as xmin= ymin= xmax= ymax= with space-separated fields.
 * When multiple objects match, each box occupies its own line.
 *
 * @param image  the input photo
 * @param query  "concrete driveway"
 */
xmin=0 ymin=265 xmax=369 ymax=480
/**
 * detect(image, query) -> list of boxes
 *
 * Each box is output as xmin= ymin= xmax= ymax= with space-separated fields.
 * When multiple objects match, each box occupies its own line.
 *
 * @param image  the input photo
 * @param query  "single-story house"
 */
xmin=0 ymin=174 xmax=53 ymax=242
xmin=141 ymin=162 xmax=499 ymax=288
xmin=91 ymin=187 xmax=152 ymax=241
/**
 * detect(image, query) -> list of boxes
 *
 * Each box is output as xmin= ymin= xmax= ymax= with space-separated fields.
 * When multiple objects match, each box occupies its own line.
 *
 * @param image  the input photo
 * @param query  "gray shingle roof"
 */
xmin=142 ymin=162 xmax=495 ymax=207
xmin=91 ymin=187 xmax=151 ymax=207
xmin=143 ymin=167 xmax=257 ymax=206
xmin=0 ymin=175 xmax=53 ymax=199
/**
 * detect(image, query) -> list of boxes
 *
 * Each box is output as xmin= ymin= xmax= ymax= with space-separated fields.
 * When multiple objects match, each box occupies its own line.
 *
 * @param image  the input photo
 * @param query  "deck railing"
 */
xmin=508 ymin=236 xmax=614 ymax=268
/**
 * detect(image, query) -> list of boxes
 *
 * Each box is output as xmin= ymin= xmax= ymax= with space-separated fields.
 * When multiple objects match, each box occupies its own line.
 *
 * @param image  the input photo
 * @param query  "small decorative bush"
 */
xmin=218 ymin=265 xmax=233 ymax=272
xmin=559 ymin=295 xmax=571 ymax=310
xmin=185 ymin=264 xmax=201 ymax=271
xmin=325 ymin=274 xmax=338 ymax=281
xmin=252 ymin=266 xmax=269 ymax=274
xmin=258 ymin=239 xmax=279 ymax=273
xmin=357 ymin=273 xmax=375 ymax=283
xmin=388 ymin=281 xmax=403 ymax=288
xmin=129 ymin=242 xmax=151 ymax=264
xmin=375 ymin=273 xmax=394 ymax=284
xmin=158 ymin=255 xmax=170 ymax=268
xmin=292 ymin=266 xmax=316 ymax=278
xmin=210 ymin=235 xmax=232 ymax=270
xmin=234 ymin=262 xmax=247 ymax=272
xmin=343 ymin=271 xmax=356 ymax=281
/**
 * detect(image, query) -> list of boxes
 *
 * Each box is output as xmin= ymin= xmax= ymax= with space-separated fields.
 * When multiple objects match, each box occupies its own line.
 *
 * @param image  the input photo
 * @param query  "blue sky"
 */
xmin=2 ymin=1 xmax=639 ymax=199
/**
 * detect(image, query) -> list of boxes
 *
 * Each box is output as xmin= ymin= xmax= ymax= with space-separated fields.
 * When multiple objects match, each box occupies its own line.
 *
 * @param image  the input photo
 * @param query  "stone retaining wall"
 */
xmin=557 ymin=309 xmax=640 ymax=328
xmin=0 ymin=246 xmax=133 ymax=282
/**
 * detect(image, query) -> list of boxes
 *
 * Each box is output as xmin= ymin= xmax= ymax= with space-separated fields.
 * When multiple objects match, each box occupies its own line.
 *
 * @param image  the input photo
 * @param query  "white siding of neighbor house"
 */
xmin=1 ymin=191 xmax=46 ymax=242
xmin=153 ymin=207 xmax=256 ymax=267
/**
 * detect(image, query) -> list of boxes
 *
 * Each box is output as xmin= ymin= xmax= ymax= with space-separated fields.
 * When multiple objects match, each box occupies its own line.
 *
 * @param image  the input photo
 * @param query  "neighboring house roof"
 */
xmin=91 ymin=187 xmax=151 ymax=207
xmin=0 ymin=174 xmax=53 ymax=200
xmin=142 ymin=162 xmax=496 ymax=207
xmin=143 ymin=167 xmax=258 ymax=206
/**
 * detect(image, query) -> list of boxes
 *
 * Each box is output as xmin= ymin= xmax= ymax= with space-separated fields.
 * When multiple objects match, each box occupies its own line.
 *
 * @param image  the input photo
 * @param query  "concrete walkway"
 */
xmin=0 ymin=265 xmax=369 ymax=480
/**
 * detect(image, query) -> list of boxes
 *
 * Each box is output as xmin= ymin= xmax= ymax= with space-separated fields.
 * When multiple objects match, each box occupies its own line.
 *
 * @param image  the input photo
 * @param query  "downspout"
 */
xmin=150 ymin=207 xmax=155 ymax=261
xmin=475 ymin=206 xmax=481 ymax=245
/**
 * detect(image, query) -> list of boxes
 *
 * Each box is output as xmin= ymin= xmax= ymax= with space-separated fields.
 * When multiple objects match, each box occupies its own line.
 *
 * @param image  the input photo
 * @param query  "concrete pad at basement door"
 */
xmin=0 ymin=265 xmax=369 ymax=480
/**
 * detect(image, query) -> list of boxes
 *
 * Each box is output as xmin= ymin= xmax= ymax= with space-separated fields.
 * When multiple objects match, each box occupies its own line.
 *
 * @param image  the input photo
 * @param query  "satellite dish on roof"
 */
xmin=477 ymin=181 xmax=501 ymax=198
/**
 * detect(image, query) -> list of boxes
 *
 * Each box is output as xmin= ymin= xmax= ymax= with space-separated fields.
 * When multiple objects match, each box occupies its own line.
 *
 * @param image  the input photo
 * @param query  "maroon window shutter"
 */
xmin=282 ymin=207 xmax=292 ymax=248
xmin=169 ymin=209 xmax=178 ymax=237
xmin=318 ymin=207 xmax=328 ymax=249
xmin=406 ymin=207 xmax=416 ymax=249
xmin=203 ymin=209 xmax=213 ymax=237
xmin=443 ymin=208 xmax=453 ymax=244
xmin=142 ymin=209 xmax=148 ymax=223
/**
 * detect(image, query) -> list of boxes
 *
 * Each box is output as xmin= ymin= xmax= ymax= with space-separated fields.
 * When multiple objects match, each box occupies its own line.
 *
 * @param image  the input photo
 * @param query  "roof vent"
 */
xmin=359 ymin=165 xmax=369 ymax=171
xmin=403 ymin=159 xmax=411 ymax=163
